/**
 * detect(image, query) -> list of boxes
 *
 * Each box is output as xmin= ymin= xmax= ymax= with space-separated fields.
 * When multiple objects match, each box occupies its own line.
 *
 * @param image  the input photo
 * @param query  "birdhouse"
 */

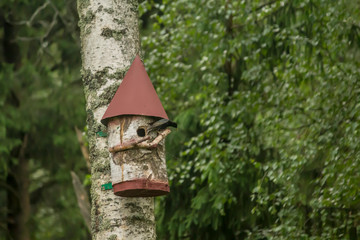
xmin=101 ymin=55 xmax=176 ymax=197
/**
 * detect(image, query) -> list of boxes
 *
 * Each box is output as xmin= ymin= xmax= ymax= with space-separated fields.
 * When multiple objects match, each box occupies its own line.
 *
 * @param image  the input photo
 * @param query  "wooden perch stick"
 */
xmin=109 ymin=129 xmax=171 ymax=152
xmin=109 ymin=135 xmax=150 ymax=153
xmin=137 ymin=129 xmax=171 ymax=148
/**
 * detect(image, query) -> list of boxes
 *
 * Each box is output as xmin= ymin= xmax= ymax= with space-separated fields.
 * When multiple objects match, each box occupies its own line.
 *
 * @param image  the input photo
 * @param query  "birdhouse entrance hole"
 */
xmin=137 ymin=127 xmax=146 ymax=137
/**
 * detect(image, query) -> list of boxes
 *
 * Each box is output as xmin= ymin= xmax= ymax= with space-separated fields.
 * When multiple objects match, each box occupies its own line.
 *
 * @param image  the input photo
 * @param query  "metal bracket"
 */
xmin=101 ymin=182 xmax=113 ymax=190
xmin=96 ymin=131 xmax=107 ymax=137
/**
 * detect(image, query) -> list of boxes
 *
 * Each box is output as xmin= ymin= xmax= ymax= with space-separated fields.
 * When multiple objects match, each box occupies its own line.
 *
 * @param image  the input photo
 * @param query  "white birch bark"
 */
xmin=77 ymin=0 xmax=156 ymax=239
xmin=108 ymin=116 xmax=168 ymax=186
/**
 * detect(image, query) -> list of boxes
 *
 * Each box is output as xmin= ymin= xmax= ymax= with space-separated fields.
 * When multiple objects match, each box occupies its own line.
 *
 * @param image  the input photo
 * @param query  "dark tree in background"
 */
xmin=0 ymin=1 xmax=88 ymax=239
xmin=0 ymin=0 xmax=359 ymax=239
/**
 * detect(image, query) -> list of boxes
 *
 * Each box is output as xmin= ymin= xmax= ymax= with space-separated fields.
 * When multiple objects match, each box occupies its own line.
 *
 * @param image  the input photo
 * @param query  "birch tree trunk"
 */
xmin=77 ymin=0 xmax=156 ymax=239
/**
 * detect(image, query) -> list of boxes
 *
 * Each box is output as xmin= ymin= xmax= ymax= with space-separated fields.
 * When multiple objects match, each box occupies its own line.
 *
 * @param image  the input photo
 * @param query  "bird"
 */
xmin=146 ymin=119 xmax=177 ymax=134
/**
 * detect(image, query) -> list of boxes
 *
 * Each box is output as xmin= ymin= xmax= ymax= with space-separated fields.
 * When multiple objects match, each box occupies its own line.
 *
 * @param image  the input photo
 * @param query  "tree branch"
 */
xmin=12 ymin=1 xmax=50 ymax=26
xmin=75 ymin=127 xmax=90 ymax=171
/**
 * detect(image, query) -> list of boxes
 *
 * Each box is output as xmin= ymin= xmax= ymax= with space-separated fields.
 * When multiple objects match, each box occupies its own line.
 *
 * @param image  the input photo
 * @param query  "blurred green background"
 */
xmin=0 ymin=0 xmax=359 ymax=239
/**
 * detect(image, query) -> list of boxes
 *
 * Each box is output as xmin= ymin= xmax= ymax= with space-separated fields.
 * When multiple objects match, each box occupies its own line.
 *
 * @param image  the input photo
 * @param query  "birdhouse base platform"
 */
xmin=112 ymin=179 xmax=170 ymax=197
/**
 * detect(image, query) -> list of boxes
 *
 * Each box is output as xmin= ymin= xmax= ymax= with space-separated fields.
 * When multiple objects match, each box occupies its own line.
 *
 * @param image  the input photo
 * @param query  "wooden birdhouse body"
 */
xmin=107 ymin=115 xmax=169 ymax=197
xmin=101 ymin=55 xmax=173 ymax=197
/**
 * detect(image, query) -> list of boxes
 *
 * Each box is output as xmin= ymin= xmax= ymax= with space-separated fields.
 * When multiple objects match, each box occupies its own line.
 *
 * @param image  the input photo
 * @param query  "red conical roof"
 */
xmin=101 ymin=55 xmax=168 ymax=125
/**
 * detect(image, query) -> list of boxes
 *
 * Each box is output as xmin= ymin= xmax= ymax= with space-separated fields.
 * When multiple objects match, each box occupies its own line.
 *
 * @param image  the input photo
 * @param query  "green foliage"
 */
xmin=141 ymin=0 xmax=360 ymax=239
xmin=0 ymin=0 xmax=88 ymax=239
